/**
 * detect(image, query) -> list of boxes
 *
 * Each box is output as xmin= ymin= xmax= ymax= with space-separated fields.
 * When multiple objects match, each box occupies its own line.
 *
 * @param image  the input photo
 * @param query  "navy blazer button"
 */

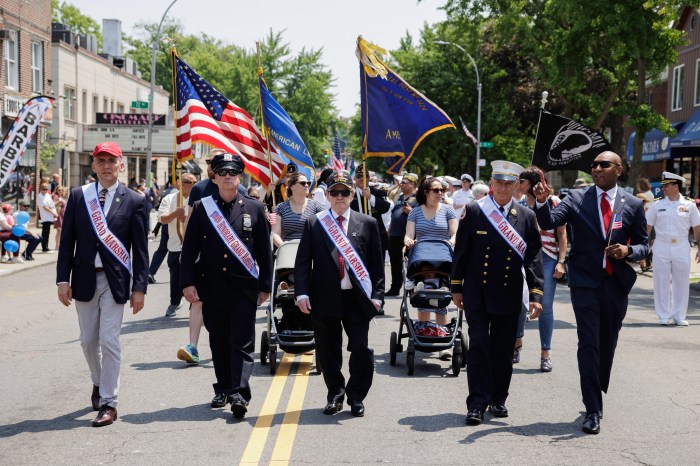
xmin=204 ymin=235 xmax=207 ymax=239
xmin=506 ymin=266 xmax=510 ymax=270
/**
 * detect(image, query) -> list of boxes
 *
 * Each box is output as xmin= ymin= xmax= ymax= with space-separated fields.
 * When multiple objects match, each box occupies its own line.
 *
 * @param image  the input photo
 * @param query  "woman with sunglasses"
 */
xmin=271 ymin=172 xmax=324 ymax=247
xmin=404 ymin=177 xmax=459 ymax=358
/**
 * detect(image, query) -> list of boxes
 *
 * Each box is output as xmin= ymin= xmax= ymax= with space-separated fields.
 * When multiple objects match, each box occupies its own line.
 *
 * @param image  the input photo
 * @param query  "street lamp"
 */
xmin=434 ymin=40 xmax=482 ymax=180
xmin=146 ymin=0 xmax=180 ymax=189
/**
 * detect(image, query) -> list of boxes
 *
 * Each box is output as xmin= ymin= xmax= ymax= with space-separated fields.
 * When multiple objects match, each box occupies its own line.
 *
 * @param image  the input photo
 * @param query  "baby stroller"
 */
xmin=389 ymin=239 xmax=467 ymax=376
xmin=259 ymin=239 xmax=319 ymax=374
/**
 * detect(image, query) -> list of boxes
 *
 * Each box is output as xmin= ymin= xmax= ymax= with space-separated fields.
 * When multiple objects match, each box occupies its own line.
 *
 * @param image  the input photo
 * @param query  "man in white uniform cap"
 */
xmin=645 ymin=171 xmax=700 ymax=326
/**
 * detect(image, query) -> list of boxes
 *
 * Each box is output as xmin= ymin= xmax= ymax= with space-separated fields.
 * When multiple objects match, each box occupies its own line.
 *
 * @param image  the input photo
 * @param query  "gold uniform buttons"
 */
xmin=485 ymin=255 xmax=489 ymax=259
xmin=483 ymin=280 xmax=487 ymax=284
xmin=484 ymin=263 xmax=488 ymax=267
xmin=505 ymin=275 xmax=509 ymax=279
xmin=224 ymin=254 xmax=228 ymax=258
xmin=222 ymin=267 xmax=227 ymax=272
xmin=484 ymin=271 xmax=488 ymax=275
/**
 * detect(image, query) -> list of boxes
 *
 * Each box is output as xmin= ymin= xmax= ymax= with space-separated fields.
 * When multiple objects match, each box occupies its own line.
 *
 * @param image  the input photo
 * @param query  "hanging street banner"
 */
xmin=356 ymin=36 xmax=454 ymax=175
xmin=0 ymin=95 xmax=54 ymax=190
xmin=532 ymin=110 xmax=612 ymax=171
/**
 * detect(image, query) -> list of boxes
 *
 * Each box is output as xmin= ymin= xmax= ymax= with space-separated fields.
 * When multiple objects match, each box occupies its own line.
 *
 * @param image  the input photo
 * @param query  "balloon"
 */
xmin=16 ymin=211 xmax=30 ymax=225
xmin=11 ymin=225 xmax=26 ymax=237
xmin=3 ymin=240 xmax=19 ymax=253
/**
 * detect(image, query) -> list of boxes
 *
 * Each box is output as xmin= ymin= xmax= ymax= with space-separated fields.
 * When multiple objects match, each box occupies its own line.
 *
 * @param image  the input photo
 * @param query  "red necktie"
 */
xmin=600 ymin=194 xmax=613 ymax=275
xmin=336 ymin=215 xmax=345 ymax=280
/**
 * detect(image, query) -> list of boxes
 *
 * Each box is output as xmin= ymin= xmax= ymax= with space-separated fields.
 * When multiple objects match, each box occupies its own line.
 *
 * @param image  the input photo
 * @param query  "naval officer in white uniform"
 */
xmin=645 ymin=171 xmax=700 ymax=326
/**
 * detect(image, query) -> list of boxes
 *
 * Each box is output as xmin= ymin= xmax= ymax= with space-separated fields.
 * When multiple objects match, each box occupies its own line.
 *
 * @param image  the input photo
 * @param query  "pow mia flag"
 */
xmin=532 ymin=111 xmax=612 ymax=171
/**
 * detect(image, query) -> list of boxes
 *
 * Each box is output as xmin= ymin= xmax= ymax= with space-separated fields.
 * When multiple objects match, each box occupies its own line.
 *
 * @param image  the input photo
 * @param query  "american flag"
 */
xmin=331 ymin=134 xmax=344 ymax=171
xmin=612 ymin=211 xmax=623 ymax=230
xmin=459 ymin=116 xmax=478 ymax=146
xmin=174 ymin=55 xmax=286 ymax=186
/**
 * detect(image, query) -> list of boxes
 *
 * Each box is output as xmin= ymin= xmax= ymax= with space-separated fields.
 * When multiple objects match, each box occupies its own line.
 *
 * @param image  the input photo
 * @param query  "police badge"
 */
xmin=243 ymin=213 xmax=252 ymax=231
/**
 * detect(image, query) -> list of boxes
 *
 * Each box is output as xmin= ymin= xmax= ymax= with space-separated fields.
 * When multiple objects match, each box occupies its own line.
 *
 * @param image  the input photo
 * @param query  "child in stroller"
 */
xmin=409 ymin=264 xmax=454 ymax=359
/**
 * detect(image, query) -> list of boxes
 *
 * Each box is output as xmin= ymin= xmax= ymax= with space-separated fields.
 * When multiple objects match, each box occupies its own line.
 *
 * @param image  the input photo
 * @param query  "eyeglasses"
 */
xmin=296 ymin=181 xmax=310 ymax=187
xmin=250 ymin=195 xmax=260 ymax=199
xmin=428 ymin=188 xmax=446 ymax=194
xmin=400 ymin=180 xmax=414 ymax=185
xmin=590 ymin=161 xmax=620 ymax=169
xmin=215 ymin=169 xmax=241 ymax=177
xmin=329 ymin=189 xmax=352 ymax=197
xmin=182 ymin=181 xmax=194 ymax=185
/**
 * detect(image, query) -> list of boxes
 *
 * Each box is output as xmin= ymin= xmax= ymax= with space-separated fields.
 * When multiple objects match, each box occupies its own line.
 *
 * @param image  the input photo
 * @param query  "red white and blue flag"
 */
xmin=174 ymin=53 xmax=287 ymax=186
xmin=612 ymin=212 xmax=623 ymax=230
xmin=459 ymin=116 xmax=478 ymax=146
xmin=331 ymin=134 xmax=344 ymax=171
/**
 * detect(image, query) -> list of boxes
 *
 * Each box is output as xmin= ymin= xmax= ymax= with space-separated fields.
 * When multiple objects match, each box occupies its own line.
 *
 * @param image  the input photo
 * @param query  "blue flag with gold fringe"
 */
xmin=259 ymin=75 xmax=316 ymax=187
xmin=357 ymin=37 xmax=454 ymax=175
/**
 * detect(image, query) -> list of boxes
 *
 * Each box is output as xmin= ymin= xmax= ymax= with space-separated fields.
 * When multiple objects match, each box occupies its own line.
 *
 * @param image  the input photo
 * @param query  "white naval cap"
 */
xmin=661 ymin=171 xmax=684 ymax=185
xmin=491 ymin=160 xmax=525 ymax=182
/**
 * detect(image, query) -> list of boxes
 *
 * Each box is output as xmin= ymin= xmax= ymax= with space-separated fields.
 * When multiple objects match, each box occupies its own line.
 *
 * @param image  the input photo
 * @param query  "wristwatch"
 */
xmin=557 ymin=259 xmax=566 ymax=264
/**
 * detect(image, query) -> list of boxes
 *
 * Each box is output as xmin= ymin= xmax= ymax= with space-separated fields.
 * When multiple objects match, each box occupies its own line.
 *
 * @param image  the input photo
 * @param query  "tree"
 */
xmin=51 ymin=0 xmax=103 ymax=48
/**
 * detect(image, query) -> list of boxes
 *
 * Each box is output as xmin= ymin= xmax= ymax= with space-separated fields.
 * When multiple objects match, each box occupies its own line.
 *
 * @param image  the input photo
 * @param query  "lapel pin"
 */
xmin=239 ymin=200 xmax=243 ymax=205
xmin=115 ymin=197 xmax=121 ymax=203
xmin=510 ymin=208 xmax=517 ymax=216
xmin=352 ymin=232 xmax=358 ymax=237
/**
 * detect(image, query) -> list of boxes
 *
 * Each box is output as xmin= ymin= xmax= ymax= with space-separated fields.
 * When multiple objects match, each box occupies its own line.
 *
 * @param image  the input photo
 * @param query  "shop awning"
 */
xmin=627 ymin=128 xmax=673 ymax=162
xmin=671 ymin=107 xmax=700 ymax=147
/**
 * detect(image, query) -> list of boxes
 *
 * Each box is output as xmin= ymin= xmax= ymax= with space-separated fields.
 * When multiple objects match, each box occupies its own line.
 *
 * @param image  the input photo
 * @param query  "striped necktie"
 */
xmin=336 ymin=215 xmax=345 ymax=279
xmin=99 ymin=188 xmax=108 ymax=210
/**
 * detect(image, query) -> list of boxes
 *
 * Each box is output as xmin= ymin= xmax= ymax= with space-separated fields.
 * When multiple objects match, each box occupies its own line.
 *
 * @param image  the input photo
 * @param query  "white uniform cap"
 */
xmin=490 ymin=160 xmax=525 ymax=182
xmin=460 ymin=173 xmax=474 ymax=183
xmin=661 ymin=171 xmax=684 ymax=185
xmin=443 ymin=175 xmax=461 ymax=186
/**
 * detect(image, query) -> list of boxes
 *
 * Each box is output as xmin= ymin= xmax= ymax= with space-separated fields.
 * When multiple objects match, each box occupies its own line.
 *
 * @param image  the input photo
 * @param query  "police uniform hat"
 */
xmin=210 ymin=152 xmax=245 ymax=174
xmin=661 ymin=171 xmax=684 ymax=186
xmin=327 ymin=170 xmax=353 ymax=189
xmin=461 ymin=173 xmax=474 ymax=183
xmin=490 ymin=160 xmax=524 ymax=182
xmin=285 ymin=162 xmax=298 ymax=174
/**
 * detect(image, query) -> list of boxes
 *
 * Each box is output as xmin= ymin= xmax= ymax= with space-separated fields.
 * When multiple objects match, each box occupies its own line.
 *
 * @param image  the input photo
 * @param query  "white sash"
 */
xmin=82 ymin=183 xmax=131 ymax=273
xmin=201 ymin=196 xmax=258 ymax=279
xmin=477 ymin=196 xmax=526 ymax=260
xmin=317 ymin=210 xmax=372 ymax=301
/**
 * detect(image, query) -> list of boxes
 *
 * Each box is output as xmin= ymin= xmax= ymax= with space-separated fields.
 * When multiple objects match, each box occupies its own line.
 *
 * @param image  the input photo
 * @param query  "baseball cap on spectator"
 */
xmin=92 ymin=142 xmax=122 ymax=158
xmin=18 ymin=199 xmax=31 ymax=207
xmin=573 ymin=178 xmax=589 ymax=188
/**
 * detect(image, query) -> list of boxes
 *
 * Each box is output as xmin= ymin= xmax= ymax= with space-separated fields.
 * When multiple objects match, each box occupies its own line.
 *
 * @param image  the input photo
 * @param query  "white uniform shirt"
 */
xmin=646 ymin=196 xmax=700 ymax=243
xmin=38 ymin=192 xmax=57 ymax=222
xmin=157 ymin=191 xmax=189 ymax=252
xmin=452 ymin=188 xmax=474 ymax=218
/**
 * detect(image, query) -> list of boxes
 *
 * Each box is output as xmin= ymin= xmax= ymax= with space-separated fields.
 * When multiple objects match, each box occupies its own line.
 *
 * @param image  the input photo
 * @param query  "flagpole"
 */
xmin=171 ymin=47 xmax=184 ymax=242
xmin=531 ymin=90 xmax=549 ymax=167
xmin=256 ymin=42 xmax=277 ymax=208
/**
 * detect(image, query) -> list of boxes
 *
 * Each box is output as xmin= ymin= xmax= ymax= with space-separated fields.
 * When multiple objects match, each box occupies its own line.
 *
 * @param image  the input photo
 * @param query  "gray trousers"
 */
xmin=75 ymin=272 xmax=125 ymax=408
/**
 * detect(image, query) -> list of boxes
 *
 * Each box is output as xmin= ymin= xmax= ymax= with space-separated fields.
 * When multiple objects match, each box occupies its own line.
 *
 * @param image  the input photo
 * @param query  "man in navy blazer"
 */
xmin=295 ymin=170 xmax=385 ymax=418
xmin=57 ymin=142 xmax=149 ymax=427
xmin=534 ymin=151 xmax=648 ymax=435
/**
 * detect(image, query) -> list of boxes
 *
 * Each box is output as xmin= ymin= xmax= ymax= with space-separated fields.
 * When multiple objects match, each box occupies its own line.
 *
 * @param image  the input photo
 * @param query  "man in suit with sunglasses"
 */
xmin=295 ymin=170 xmax=385 ymax=418
xmin=181 ymin=153 xmax=272 ymax=419
xmin=533 ymin=151 xmax=648 ymax=435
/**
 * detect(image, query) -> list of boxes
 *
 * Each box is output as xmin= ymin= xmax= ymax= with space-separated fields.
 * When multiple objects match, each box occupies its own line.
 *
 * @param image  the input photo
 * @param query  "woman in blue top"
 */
xmin=271 ymin=173 xmax=324 ymax=247
xmin=404 ymin=177 xmax=459 ymax=357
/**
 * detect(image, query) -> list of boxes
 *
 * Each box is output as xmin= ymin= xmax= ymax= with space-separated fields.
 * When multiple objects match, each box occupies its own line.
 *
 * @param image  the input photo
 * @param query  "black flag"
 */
xmin=532 ymin=111 xmax=612 ymax=171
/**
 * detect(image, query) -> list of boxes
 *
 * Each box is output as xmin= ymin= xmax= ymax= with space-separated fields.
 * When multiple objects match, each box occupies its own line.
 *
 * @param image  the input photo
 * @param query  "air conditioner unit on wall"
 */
xmin=0 ymin=30 xmax=17 ymax=41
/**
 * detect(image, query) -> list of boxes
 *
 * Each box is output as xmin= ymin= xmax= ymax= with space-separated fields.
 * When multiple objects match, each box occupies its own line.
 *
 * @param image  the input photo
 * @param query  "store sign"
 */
xmin=4 ymin=95 xmax=26 ymax=118
xmin=95 ymin=113 xmax=166 ymax=126
xmin=82 ymin=125 xmax=174 ymax=154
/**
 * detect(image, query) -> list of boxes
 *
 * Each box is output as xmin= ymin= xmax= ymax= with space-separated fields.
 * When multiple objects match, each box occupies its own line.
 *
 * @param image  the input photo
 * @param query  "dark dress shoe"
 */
xmin=147 ymin=274 xmax=157 ymax=284
xmin=465 ymin=408 xmax=484 ymax=425
xmin=349 ymin=400 xmax=365 ymax=417
xmin=322 ymin=399 xmax=344 ymax=415
xmin=91 ymin=385 xmax=101 ymax=411
xmin=211 ymin=393 xmax=231 ymax=408
xmin=385 ymin=288 xmax=400 ymax=297
xmin=230 ymin=394 xmax=248 ymax=419
xmin=92 ymin=406 xmax=117 ymax=427
xmin=582 ymin=412 xmax=600 ymax=434
xmin=488 ymin=404 xmax=509 ymax=418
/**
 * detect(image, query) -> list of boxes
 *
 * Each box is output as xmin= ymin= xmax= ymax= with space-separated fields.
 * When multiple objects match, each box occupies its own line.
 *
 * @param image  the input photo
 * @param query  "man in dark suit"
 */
xmin=451 ymin=160 xmax=544 ymax=426
xmin=56 ymin=142 xmax=149 ymax=427
xmin=295 ymin=170 xmax=385 ymax=417
xmin=180 ymin=153 xmax=272 ymax=419
xmin=533 ymin=151 xmax=648 ymax=435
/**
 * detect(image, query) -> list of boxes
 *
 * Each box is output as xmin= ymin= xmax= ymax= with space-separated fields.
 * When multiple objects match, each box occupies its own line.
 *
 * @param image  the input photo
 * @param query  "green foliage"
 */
xmin=124 ymin=26 xmax=336 ymax=167
xmin=40 ymin=130 xmax=68 ymax=165
xmin=51 ymin=0 xmax=103 ymax=48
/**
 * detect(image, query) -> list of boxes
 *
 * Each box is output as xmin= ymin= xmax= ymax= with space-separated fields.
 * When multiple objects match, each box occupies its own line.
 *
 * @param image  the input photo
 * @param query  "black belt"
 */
xmin=95 ymin=267 xmax=105 ymax=273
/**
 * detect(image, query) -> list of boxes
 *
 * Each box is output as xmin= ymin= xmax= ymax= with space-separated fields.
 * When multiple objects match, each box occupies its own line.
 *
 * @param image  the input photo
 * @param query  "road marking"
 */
xmin=239 ymin=352 xmax=294 ymax=465
xmin=269 ymin=353 xmax=313 ymax=465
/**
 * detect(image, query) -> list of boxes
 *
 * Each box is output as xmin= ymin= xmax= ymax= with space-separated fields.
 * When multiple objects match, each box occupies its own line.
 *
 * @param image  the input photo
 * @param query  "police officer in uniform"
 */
xmin=646 ymin=171 xmax=700 ymax=326
xmin=451 ymin=161 xmax=544 ymax=426
xmin=180 ymin=153 xmax=273 ymax=419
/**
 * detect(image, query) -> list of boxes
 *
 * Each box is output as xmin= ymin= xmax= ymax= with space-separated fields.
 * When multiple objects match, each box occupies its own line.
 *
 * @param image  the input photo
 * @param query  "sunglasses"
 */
xmin=329 ymin=189 xmax=352 ymax=198
xmin=182 ymin=180 xmax=194 ymax=185
xmin=250 ymin=195 xmax=260 ymax=199
xmin=295 ymin=181 xmax=310 ymax=187
xmin=215 ymin=169 xmax=241 ymax=177
xmin=590 ymin=161 xmax=620 ymax=169
xmin=428 ymin=188 xmax=446 ymax=194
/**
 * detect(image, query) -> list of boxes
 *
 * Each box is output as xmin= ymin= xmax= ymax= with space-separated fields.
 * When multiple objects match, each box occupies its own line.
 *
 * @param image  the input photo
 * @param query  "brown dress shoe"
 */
xmin=92 ymin=406 xmax=118 ymax=427
xmin=91 ymin=385 xmax=101 ymax=411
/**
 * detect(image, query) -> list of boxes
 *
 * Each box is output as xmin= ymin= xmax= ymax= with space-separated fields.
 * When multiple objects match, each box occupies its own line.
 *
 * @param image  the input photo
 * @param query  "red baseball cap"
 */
xmin=92 ymin=142 xmax=123 ymax=158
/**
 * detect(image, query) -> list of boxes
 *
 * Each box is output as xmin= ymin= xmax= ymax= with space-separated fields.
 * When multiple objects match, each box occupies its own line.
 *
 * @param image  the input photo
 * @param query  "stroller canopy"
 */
xmin=407 ymin=240 xmax=453 ymax=277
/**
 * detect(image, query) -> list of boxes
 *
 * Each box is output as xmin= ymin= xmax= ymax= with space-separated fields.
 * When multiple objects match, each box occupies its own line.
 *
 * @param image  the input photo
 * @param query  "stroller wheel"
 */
xmin=406 ymin=351 xmax=415 ymax=375
xmin=260 ymin=331 xmax=269 ymax=365
xmin=451 ymin=350 xmax=461 ymax=376
xmin=269 ymin=347 xmax=278 ymax=375
xmin=389 ymin=332 xmax=398 ymax=366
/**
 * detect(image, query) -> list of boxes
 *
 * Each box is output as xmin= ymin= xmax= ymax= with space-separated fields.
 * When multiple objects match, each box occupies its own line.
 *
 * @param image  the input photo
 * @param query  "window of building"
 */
xmin=672 ymin=65 xmax=684 ymax=111
xmin=117 ymin=103 xmax=125 ymax=113
xmin=5 ymin=31 xmax=19 ymax=89
xmin=82 ymin=90 xmax=88 ymax=122
xmin=103 ymin=97 xmax=108 ymax=112
xmin=64 ymin=87 xmax=76 ymax=120
xmin=110 ymin=100 xmax=114 ymax=112
xmin=92 ymin=95 xmax=99 ymax=122
xmin=31 ymin=41 xmax=43 ymax=93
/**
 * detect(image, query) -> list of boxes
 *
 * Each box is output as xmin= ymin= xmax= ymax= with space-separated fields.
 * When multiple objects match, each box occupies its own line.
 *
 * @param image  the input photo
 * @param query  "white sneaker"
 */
xmin=439 ymin=349 xmax=452 ymax=360
xmin=10 ymin=256 xmax=24 ymax=264
xmin=414 ymin=282 xmax=425 ymax=292
xmin=0 ymin=256 xmax=8 ymax=263
xmin=659 ymin=318 xmax=671 ymax=326
xmin=674 ymin=320 xmax=689 ymax=326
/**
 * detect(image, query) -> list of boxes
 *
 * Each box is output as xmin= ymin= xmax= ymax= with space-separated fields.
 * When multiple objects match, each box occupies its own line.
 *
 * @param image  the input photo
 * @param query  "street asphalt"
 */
xmin=0 ymin=241 xmax=698 ymax=465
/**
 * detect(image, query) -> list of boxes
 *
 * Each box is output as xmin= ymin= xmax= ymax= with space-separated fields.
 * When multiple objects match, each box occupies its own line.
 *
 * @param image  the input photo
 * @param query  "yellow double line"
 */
xmin=239 ymin=352 xmax=313 ymax=465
